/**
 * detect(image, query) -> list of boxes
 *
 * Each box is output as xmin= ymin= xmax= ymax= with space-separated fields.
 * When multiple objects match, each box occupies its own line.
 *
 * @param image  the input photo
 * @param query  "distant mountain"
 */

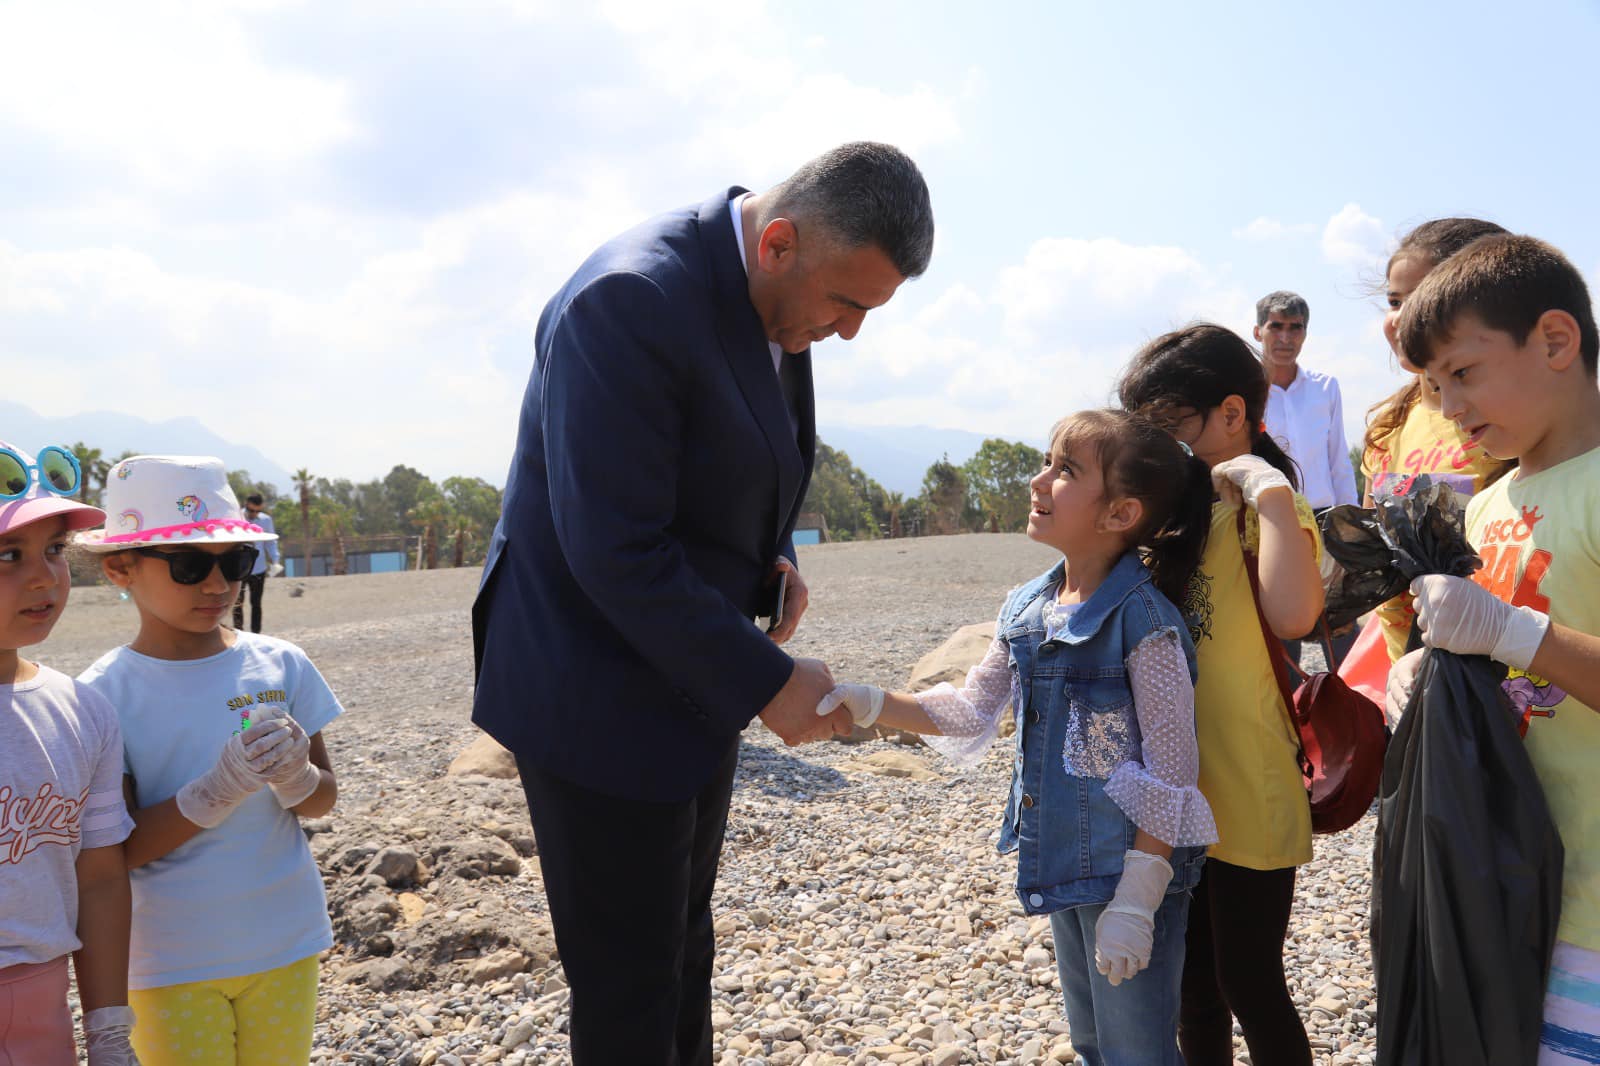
xmin=0 ymin=401 xmax=296 ymax=493
xmin=817 ymin=423 xmax=1029 ymax=496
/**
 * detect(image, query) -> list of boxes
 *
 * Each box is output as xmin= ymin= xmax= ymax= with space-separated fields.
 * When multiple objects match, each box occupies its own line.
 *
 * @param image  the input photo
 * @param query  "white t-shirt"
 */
xmin=78 ymin=633 xmax=342 ymax=988
xmin=0 ymin=665 xmax=134 ymax=967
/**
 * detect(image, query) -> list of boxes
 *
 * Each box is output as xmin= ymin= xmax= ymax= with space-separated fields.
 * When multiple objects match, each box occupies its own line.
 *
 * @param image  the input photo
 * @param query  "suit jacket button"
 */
xmin=1021 ymin=793 xmax=1036 ymax=808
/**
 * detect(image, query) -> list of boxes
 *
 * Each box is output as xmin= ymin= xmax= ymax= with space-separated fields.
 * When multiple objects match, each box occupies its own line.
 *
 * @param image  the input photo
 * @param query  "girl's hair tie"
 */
xmin=1257 ymin=421 xmax=1268 ymax=435
xmin=1177 ymin=440 xmax=1195 ymax=458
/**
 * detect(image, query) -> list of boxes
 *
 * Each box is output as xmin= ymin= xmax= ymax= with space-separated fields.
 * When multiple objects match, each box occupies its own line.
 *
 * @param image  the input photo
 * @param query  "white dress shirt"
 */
xmin=1263 ymin=366 xmax=1358 ymax=511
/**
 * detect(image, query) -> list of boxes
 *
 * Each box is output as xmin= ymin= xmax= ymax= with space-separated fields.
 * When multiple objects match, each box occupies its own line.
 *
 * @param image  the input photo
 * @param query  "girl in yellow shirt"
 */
xmin=1120 ymin=324 xmax=1325 ymax=1066
xmin=1362 ymin=218 xmax=1516 ymax=662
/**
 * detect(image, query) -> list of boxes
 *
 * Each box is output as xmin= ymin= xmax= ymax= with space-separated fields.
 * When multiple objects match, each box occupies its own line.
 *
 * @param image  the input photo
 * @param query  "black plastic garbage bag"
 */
xmin=1320 ymin=504 xmax=1409 ymax=630
xmin=1372 ymin=476 xmax=1564 ymax=1066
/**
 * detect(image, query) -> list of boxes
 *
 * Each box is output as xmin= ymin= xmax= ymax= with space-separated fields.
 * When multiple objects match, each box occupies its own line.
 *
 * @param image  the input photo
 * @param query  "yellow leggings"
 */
xmin=128 ymin=955 xmax=318 ymax=1066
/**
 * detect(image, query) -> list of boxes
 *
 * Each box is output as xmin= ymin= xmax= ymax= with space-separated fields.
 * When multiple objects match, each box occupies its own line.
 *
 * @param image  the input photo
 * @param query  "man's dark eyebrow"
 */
xmin=829 ymin=291 xmax=870 ymax=312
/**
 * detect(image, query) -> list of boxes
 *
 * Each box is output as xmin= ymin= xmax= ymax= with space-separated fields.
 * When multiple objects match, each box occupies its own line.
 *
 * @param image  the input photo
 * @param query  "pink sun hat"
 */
xmin=0 ymin=441 xmax=107 ymax=536
xmin=75 ymin=455 xmax=278 ymax=553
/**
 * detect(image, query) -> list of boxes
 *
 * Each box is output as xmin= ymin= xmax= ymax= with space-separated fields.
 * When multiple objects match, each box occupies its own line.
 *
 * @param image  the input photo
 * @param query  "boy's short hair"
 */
xmin=1397 ymin=233 xmax=1598 ymax=375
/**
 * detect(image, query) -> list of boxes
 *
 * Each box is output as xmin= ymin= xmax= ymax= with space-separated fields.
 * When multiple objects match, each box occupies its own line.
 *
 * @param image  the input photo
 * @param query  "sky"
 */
xmin=5 ymin=0 xmax=1599 ymax=488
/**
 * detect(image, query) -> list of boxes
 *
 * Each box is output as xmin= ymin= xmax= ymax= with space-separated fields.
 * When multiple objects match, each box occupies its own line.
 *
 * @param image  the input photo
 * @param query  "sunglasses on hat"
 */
xmin=0 ymin=445 xmax=82 ymax=501
xmin=131 ymin=545 xmax=260 ymax=585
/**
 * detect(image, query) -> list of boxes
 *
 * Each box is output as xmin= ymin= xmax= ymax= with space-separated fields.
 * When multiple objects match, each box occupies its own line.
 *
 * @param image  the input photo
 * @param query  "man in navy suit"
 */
xmin=471 ymin=142 xmax=934 ymax=1064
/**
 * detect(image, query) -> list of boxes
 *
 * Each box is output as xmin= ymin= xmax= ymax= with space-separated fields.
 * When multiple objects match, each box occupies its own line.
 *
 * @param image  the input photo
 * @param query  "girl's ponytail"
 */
xmin=1248 ymin=420 xmax=1302 ymax=492
xmin=1142 ymin=449 xmax=1216 ymax=607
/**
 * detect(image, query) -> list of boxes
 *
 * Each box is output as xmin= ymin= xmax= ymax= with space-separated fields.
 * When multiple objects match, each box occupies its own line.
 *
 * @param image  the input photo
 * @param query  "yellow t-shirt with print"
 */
xmin=1186 ymin=493 xmax=1321 ymax=870
xmin=1465 ymin=445 xmax=1600 ymax=952
xmin=1364 ymin=399 xmax=1509 ymax=662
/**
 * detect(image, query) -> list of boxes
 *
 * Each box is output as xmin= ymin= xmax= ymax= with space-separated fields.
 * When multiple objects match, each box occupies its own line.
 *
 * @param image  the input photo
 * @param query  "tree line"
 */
xmin=801 ymin=437 xmax=1044 ymax=541
xmin=65 ymin=443 xmax=503 ymax=570
xmin=62 ymin=432 xmax=1044 ymax=573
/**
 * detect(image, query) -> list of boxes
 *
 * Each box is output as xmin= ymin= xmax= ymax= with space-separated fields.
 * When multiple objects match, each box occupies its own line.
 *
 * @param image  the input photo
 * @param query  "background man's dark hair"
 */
xmin=245 ymin=493 xmax=264 ymax=506
xmin=1256 ymin=290 xmax=1310 ymax=326
xmin=763 ymin=141 xmax=935 ymax=279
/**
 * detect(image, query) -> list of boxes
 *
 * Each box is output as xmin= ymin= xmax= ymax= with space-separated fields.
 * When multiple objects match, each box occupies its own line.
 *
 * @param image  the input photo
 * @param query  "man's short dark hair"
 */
xmin=764 ymin=141 xmax=935 ymax=279
xmin=1255 ymin=290 xmax=1309 ymax=326
xmin=245 ymin=493 xmax=264 ymax=506
xmin=1396 ymin=233 xmax=1598 ymax=375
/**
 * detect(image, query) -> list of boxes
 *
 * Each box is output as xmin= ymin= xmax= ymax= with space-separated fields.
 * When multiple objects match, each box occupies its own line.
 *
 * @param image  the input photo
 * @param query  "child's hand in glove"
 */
xmin=1094 ymin=850 xmax=1174 ymax=986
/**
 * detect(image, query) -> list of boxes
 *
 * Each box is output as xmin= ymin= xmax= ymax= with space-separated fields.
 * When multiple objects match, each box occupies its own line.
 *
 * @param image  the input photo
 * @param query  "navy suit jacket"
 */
xmin=471 ymin=189 xmax=816 ymax=802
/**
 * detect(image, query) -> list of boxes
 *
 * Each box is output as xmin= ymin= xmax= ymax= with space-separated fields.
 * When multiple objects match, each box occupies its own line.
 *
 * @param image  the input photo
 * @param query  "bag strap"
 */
xmin=1236 ymin=508 xmax=1312 ymax=759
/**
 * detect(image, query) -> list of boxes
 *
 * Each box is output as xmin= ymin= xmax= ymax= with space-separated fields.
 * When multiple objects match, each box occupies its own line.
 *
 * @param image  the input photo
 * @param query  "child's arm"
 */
xmin=817 ymin=631 xmax=1013 ymax=763
xmin=73 ymin=842 xmax=130 ymax=1012
xmin=74 ymin=842 xmax=140 ymax=1064
xmin=1413 ymin=574 xmax=1600 ymax=711
xmin=123 ymin=718 xmax=294 ymax=868
xmin=1253 ymin=487 xmax=1324 ymax=639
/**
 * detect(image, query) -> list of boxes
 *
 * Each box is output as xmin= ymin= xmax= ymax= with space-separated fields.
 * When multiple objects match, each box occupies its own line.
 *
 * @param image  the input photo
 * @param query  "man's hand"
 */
xmin=759 ymin=658 xmax=846 ymax=745
xmin=1411 ymin=574 xmax=1549 ymax=671
xmin=767 ymin=556 xmax=809 ymax=645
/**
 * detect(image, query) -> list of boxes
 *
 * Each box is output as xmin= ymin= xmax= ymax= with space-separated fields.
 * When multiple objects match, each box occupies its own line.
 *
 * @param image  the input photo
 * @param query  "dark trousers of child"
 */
xmin=1179 ymin=859 xmax=1312 ymax=1066
xmin=517 ymin=742 xmax=738 ymax=1066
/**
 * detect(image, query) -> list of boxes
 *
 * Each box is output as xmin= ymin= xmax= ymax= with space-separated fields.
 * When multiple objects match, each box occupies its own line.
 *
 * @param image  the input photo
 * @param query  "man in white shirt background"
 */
xmin=232 ymin=492 xmax=282 ymax=633
xmin=1255 ymin=290 xmax=1360 ymax=666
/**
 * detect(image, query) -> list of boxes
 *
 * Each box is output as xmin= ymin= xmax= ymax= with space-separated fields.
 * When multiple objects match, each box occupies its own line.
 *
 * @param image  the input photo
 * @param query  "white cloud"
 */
xmin=1234 ymin=217 xmax=1317 ymax=241
xmin=1322 ymin=203 xmax=1389 ymax=270
xmin=815 ymin=235 xmax=1250 ymax=440
xmin=0 ymin=3 xmax=352 ymax=189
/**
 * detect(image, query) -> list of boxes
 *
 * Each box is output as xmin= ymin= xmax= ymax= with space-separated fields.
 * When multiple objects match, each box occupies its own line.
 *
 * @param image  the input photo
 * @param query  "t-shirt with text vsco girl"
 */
xmin=0 ymin=666 xmax=134 ymax=967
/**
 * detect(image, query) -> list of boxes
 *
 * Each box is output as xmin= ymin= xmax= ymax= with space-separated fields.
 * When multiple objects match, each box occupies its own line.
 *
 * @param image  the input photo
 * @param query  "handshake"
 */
xmin=175 ymin=705 xmax=322 ymax=828
xmin=758 ymin=659 xmax=888 ymax=746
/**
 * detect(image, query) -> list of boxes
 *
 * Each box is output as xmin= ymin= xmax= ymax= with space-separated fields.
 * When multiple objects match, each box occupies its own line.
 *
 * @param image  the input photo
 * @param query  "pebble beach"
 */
xmin=43 ymin=533 xmax=1377 ymax=1065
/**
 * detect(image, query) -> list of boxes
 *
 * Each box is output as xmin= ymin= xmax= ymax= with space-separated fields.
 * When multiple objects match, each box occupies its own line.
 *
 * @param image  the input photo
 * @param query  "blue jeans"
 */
xmin=1050 ymin=888 xmax=1191 ymax=1066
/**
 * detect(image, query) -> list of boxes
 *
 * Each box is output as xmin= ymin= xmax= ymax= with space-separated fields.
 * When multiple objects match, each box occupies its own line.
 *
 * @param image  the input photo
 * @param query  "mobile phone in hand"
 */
xmin=767 ymin=570 xmax=789 ymax=634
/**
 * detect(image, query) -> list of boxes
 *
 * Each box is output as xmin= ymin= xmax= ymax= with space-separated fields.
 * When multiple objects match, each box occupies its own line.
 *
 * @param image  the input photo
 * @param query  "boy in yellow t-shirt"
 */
xmin=1393 ymin=232 xmax=1600 ymax=1060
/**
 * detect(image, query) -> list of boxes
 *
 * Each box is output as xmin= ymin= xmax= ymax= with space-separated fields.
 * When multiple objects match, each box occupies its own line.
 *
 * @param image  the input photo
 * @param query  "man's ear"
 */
xmin=1536 ymin=309 xmax=1583 ymax=372
xmin=1252 ymin=324 xmax=1264 ymax=344
xmin=1100 ymin=496 xmax=1144 ymax=536
xmin=755 ymin=218 xmax=799 ymax=276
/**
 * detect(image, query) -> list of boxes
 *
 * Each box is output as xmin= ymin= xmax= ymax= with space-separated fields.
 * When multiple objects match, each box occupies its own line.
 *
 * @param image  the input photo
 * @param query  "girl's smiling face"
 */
xmin=0 ymin=515 xmax=72 ymax=681
xmin=1027 ymin=438 xmax=1112 ymax=556
xmin=1384 ymin=254 xmax=1436 ymax=372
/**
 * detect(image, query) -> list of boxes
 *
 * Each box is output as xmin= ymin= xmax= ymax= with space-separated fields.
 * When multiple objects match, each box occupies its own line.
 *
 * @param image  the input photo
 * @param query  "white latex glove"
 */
xmin=1385 ymin=649 xmax=1425 ymax=730
xmin=267 ymin=561 xmax=284 ymax=578
xmin=175 ymin=722 xmax=283 ymax=828
xmin=1094 ymin=849 xmax=1174 ymax=986
xmin=84 ymin=1005 xmax=141 ymax=1065
xmin=247 ymin=705 xmax=320 ymax=808
xmin=1411 ymin=574 xmax=1550 ymax=671
xmin=1211 ymin=454 xmax=1293 ymax=510
xmin=816 ymin=684 xmax=885 ymax=728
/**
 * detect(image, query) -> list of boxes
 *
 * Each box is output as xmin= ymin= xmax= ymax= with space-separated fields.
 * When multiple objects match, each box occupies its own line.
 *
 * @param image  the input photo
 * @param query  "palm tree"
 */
xmin=886 ymin=491 xmax=904 ymax=539
xmin=316 ymin=505 xmax=350 ymax=576
xmin=293 ymin=468 xmax=314 ymax=576
xmin=408 ymin=497 xmax=454 ymax=570
xmin=68 ymin=442 xmax=107 ymax=505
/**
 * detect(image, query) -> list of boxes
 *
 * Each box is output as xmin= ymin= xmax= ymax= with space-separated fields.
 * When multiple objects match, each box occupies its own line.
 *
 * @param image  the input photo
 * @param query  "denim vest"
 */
xmin=997 ymin=551 xmax=1207 ymax=915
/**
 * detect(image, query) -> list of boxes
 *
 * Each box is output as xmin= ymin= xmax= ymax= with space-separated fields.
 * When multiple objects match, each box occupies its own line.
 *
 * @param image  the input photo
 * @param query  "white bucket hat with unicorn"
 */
xmin=76 ymin=455 xmax=279 ymax=552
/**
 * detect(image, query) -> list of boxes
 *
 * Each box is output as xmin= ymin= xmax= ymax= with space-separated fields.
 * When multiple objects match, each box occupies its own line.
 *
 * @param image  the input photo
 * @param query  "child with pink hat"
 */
xmin=0 ymin=442 xmax=140 ymax=1065
xmin=76 ymin=455 xmax=344 ymax=1066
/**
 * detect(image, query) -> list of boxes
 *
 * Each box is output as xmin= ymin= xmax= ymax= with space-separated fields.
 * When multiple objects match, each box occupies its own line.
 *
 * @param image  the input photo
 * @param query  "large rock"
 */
xmin=841 ymin=750 xmax=942 ymax=782
xmin=448 ymin=733 xmax=519 ymax=779
xmin=908 ymin=621 xmax=996 ymax=690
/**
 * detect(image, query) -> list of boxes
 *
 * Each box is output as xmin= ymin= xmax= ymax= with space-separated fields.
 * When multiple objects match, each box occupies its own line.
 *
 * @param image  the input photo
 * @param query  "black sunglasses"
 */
xmin=131 ymin=545 xmax=260 ymax=585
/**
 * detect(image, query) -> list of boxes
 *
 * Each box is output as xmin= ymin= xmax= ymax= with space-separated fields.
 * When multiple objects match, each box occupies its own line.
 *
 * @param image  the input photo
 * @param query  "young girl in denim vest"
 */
xmin=821 ymin=408 xmax=1219 ymax=1066
xmin=1118 ymin=324 xmax=1325 ymax=1066
xmin=75 ymin=456 xmax=342 ymax=1066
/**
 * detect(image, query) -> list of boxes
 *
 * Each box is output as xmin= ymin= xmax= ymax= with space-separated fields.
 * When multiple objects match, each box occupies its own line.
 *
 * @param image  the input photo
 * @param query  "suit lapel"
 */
xmin=698 ymin=190 xmax=805 ymax=540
